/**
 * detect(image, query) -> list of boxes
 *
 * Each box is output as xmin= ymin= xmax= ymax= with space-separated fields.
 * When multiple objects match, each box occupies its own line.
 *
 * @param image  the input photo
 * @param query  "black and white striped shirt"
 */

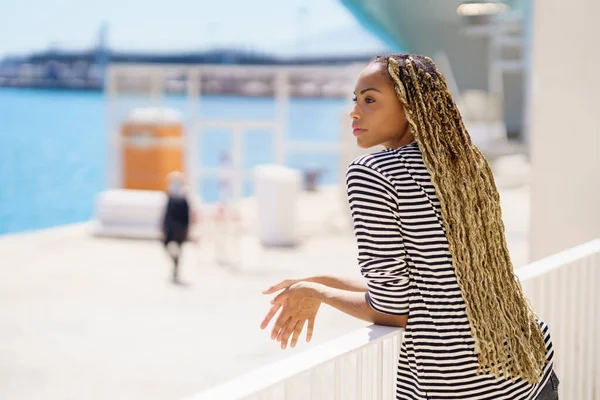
xmin=346 ymin=141 xmax=554 ymax=400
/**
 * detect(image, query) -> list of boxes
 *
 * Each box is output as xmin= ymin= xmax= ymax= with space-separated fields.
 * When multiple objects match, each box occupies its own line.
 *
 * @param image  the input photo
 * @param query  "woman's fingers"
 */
xmin=290 ymin=320 xmax=305 ymax=348
xmin=271 ymin=311 xmax=291 ymax=340
xmin=306 ymin=317 xmax=315 ymax=342
xmin=262 ymin=282 xmax=285 ymax=294
xmin=260 ymin=302 xmax=281 ymax=330
xmin=272 ymin=289 xmax=290 ymax=305
xmin=262 ymin=279 xmax=296 ymax=294
xmin=276 ymin=318 xmax=292 ymax=342
xmin=278 ymin=319 xmax=299 ymax=350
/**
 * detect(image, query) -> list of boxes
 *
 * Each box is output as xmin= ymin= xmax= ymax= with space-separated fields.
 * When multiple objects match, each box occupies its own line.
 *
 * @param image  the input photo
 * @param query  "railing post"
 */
xmin=356 ymin=349 xmax=363 ymax=399
xmin=232 ymin=125 xmax=244 ymax=202
xmin=582 ymin=258 xmax=593 ymax=400
xmin=377 ymin=341 xmax=383 ymax=400
xmin=186 ymin=67 xmax=200 ymax=196
xmin=274 ymin=71 xmax=288 ymax=166
xmin=594 ymin=253 xmax=600 ymax=400
xmin=334 ymin=359 xmax=342 ymax=400
xmin=105 ymin=66 xmax=120 ymax=189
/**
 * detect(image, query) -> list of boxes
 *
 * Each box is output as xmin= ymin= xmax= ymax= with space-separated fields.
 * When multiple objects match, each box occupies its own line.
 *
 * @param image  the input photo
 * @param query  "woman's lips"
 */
xmin=353 ymin=128 xmax=365 ymax=136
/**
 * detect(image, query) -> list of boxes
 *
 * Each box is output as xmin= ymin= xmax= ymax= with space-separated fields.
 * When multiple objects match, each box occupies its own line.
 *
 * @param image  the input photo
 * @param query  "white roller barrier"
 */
xmin=89 ymin=189 xmax=168 ymax=239
xmin=253 ymin=165 xmax=302 ymax=247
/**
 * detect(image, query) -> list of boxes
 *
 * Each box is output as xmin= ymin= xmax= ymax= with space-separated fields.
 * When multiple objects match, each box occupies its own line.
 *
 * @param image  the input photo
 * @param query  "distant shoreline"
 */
xmin=0 ymin=74 xmax=353 ymax=98
xmin=0 ymin=81 xmax=101 ymax=91
xmin=0 ymin=48 xmax=371 ymax=97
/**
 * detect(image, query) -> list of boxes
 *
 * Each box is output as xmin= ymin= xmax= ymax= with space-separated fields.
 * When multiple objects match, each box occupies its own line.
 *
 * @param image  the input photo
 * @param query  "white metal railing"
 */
xmin=519 ymin=239 xmax=600 ymax=400
xmin=187 ymin=239 xmax=600 ymax=400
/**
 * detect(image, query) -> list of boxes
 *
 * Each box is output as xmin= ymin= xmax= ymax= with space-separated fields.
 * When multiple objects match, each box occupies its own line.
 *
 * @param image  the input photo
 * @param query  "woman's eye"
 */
xmin=352 ymin=96 xmax=375 ymax=104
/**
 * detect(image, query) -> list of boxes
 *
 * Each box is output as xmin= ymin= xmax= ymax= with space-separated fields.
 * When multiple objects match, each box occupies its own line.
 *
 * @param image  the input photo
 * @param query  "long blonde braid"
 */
xmin=375 ymin=53 xmax=547 ymax=383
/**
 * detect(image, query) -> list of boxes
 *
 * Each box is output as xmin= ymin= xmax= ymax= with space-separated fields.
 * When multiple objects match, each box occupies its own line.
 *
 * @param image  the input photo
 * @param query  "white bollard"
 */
xmin=253 ymin=165 xmax=302 ymax=247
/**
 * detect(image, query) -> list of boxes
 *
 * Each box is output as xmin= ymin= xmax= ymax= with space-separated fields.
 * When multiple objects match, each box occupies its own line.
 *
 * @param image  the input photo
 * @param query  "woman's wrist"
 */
xmin=296 ymin=281 xmax=327 ymax=301
xmin=299 ymin=276 xmax=329 ymax=291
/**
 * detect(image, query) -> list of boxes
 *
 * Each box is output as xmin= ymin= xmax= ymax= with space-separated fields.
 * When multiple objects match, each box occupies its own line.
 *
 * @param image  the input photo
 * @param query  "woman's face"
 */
xmin=349 ymin=62 xmax=413 ymax=149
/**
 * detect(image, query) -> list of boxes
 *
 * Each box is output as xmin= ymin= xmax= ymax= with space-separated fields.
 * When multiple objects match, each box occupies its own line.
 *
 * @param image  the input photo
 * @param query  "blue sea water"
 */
xmin=0 ymin=88 xmax=350 ymax=235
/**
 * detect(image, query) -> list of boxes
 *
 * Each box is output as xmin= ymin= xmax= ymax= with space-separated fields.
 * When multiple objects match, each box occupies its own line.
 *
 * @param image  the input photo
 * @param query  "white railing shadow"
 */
xmin=188 ymin=239 xmax=600 ymax=400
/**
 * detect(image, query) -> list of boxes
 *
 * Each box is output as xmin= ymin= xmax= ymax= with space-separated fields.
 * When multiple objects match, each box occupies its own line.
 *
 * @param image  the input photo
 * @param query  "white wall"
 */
xmin=528 ymin=0 xmax=600 ymax=260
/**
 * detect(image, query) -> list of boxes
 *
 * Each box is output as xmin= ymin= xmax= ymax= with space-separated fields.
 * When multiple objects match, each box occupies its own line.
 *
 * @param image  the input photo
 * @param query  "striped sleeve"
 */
xmin=346 ymin=162 xmax=409 ymax=316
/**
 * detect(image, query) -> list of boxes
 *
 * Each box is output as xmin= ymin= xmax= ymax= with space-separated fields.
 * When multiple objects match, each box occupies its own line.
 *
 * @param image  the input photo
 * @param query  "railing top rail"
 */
xmin=517 ymin=239 xmax=600 ymax=282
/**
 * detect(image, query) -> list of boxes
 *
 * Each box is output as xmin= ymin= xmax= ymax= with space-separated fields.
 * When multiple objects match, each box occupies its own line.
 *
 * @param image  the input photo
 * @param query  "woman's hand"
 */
xmin=260 ymin=281 xmax=322 ymax=350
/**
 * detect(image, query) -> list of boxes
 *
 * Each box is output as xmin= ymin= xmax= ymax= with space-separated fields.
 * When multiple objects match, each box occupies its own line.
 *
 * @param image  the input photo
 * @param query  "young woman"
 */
xmin=261 ymin=53 xmax=558 ymax=400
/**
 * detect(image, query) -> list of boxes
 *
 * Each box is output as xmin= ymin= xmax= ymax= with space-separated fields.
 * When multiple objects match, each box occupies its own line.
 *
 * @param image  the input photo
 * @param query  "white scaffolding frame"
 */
xmin=105 ymin=63 xmax=364 ymax=203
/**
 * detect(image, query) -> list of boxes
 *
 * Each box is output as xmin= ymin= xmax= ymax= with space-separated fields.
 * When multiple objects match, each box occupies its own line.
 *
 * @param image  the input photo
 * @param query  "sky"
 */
xmin=0 ymin=0 xmax=388 ymax=57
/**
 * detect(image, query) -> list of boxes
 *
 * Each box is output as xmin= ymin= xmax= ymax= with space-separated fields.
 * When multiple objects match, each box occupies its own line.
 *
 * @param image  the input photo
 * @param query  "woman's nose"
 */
xmin=349 ymin=104 xmax=360 ymax=120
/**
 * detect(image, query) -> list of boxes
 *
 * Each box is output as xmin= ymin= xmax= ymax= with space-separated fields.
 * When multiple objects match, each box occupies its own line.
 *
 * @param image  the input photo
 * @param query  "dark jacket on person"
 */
xmin=162 ymin=196 xmax=190 ymax=244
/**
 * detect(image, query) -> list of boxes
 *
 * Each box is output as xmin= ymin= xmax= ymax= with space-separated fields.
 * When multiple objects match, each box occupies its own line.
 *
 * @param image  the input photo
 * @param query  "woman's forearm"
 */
xmin=303 ymin=275 xmax=368 ymax=292
xmin=310 ymin=283 xmax=407 ymax=328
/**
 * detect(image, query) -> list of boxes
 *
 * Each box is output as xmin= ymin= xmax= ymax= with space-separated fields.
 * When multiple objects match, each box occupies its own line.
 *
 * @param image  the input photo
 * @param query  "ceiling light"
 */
xmin=457 ymin=2 xmax=509 ymax=17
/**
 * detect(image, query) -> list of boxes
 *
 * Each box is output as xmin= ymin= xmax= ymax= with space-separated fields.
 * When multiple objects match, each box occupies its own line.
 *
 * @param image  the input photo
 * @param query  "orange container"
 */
xmin=121 ymin=108 xmax=184 ymax=191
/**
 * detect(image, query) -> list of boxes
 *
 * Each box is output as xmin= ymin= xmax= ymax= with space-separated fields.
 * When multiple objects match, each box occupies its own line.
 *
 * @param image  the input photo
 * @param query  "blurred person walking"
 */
xmin=260 ymin=53 xmax=558 ymax=400
xmin=162 ymin=171 xmax=190 ymax=284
